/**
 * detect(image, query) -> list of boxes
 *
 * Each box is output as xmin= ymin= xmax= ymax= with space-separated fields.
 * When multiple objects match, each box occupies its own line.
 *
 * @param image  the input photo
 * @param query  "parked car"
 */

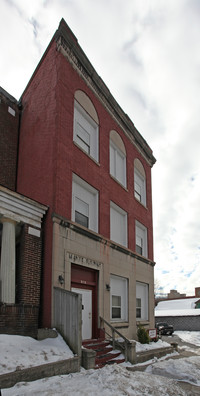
xmin=156 ymin=322 xmax=174 ymax=335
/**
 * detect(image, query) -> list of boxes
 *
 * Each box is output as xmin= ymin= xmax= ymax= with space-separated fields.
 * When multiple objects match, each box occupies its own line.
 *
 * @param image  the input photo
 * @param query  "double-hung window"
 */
xmin=135 ymin=221 xmax=148 ymax=258
xmin=110 ymin=202 xmax=127 ymax=247
xmin=109 ymin=131 xmax=126 ymax=188
xmin=73 ymin=100 xmax=99 ymax=162
xmin=134 ymin=159 xmax=146 ymax=206
xmin=74 ymin=197 xmax=89 ymax=228
xmin=72 ymin=174 xmax=98 ymax=232
xmin=136 ymin=282 xmax=149 ymax=320
xmin=110 ymin=275 xmax=128 ymax=321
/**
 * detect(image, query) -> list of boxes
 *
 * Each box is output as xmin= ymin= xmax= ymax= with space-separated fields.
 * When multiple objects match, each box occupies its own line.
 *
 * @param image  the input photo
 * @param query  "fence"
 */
xmin=54 ymin=287 xmax=82 ymax=357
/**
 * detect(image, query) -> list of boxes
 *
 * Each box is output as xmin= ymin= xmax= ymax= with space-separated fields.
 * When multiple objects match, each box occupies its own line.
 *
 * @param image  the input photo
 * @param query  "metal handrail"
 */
xmin=100 ymin=316 xmax=130 ymax=361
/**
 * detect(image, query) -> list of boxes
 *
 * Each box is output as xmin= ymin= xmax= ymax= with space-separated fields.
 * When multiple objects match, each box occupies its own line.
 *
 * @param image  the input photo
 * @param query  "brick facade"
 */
xmin=16 ymin=224 xmax=42 ymax=306
xmin=0 ymin=87 xmax=19 ymax=190
xmin=16 ymin=19 xmax=156 ymax=333
xmin=0 ymin=304 xmax=39 ymax=338
xmin=0 ymin=83 xmax=47 ymax=336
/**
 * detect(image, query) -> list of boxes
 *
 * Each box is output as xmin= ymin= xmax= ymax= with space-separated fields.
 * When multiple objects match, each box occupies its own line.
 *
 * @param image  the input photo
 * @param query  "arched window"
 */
xmin=134 ymin=159 xmax=146 ymax=206
xmin=109 ymin=130 xmax=126 ymax=188
xmin=73 ymin=90 xmax=99 ymax=162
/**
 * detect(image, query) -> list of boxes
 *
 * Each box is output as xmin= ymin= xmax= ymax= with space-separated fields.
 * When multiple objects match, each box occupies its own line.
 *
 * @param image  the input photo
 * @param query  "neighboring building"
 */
xmin=1 ymin=18 xmax=156 ymax=341
xmin=155 ymin=288 xmax=200 ymax=331
xmin=0 ymin=87 xmax=47 ymax=337
xmin=167 ymin=289 xmax=186 ymax=299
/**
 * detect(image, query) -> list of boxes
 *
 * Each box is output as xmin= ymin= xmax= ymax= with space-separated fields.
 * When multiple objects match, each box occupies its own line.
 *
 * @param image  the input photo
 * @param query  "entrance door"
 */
xmin=71 ymin=264 xmax=98 ymax=339
xmin=72 ymin=287 xmax=92 ymax=340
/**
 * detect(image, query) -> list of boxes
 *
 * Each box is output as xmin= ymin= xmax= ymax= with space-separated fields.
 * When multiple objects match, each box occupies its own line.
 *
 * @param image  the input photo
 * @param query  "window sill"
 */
xmin=136 ymin=320 xmax=149 ymax=326
xmin=110 ymin=321 xmax=129 ymax=328
xmin=134 ymin=197 xmax=147 ymax=209
xmin=109 ymin=174 xmax=128 ymax=191
xmin=73 ymin=141 xmax=100 ymax=166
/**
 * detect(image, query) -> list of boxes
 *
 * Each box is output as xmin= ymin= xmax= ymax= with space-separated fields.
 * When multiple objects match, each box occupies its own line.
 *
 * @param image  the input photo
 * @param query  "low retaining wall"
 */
xmin=155 ymin=315 xmax=200 ymax=331
xmin=0 ymin=357 xmax=80 ymax=390
xmin=136 ymin=346 xmax=174 ymax=364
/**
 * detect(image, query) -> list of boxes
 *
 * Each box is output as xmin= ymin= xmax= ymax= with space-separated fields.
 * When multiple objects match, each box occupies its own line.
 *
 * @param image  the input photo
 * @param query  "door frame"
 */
xmin=71 ymin=264 xmax=98 ymax=339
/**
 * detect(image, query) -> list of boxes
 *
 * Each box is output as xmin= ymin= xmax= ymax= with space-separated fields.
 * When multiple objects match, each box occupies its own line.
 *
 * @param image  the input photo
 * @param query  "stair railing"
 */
xmin=99 ymin=316 xmax=130 ymax=362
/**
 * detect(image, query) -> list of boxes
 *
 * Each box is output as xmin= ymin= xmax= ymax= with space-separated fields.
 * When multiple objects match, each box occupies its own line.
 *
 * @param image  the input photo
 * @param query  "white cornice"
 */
xmin=0 ymin=186 xmax=48 ymax=229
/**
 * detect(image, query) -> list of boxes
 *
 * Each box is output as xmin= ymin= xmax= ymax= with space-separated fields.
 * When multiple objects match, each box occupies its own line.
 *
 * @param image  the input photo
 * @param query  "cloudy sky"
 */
xmin=1 ymin=0 xmax=200 ymax=296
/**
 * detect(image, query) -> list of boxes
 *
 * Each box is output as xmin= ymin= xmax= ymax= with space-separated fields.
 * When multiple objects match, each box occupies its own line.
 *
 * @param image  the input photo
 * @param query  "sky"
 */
xmin=1 ymin=0 xmax=200 ymax=296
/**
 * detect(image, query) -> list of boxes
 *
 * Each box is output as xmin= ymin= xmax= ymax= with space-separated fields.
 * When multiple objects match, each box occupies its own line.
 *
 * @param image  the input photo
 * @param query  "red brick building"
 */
xmin=1 ymin=19 xmax=156 ymax=340
xmin=0 ymin=87 xmax=47 ymax=337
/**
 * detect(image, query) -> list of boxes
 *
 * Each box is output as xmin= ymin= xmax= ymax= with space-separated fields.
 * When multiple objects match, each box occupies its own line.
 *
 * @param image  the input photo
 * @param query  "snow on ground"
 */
xmin=135 ymin=338 xmax=170 ymax=352
xmin=0 ymin=333 xmax=73 ymax=375
xmin=2 ymin=364 xmax=188 ymax=396
xmin=146 ymin=355 xmax=200 ymax=386
xmin=1 ymin=332 xmax=200 ymax=395
xmin=175 ymin=330 xmax=200 ymax=346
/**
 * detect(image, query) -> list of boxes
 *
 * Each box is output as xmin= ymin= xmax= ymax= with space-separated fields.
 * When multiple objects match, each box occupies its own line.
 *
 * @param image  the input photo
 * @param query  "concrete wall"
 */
xmin=54 ymin=287 xmax=82 ymax=356
xmin=52 ymin=216 xmax=155 ymax=340
xmin=0 ymin=357 xmax=80 ymax=390
xmin=155 ymin=315 xmax=200 ymax=331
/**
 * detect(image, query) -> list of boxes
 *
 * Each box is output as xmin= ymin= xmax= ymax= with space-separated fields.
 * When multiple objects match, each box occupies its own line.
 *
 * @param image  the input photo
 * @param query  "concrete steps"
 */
xmin=82 ymin=338 xmax=125 ymax=368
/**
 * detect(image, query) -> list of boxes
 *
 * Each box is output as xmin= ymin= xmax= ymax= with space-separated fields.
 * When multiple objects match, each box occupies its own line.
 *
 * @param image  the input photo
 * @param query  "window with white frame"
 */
xmin=110 ymin=201 xmax=127 ymax=247
xmin=135 ymin=221 xmax=148 ymax=258
xmin=110 ymin=275 xmax=128 ymax=321
xmin=134 ymin=159 xmax=146 ymax=206
xmin=110 ymin=131 xmax=126 ymax=187
xmin=72 ymin=174 xmax=98 ymax=232
xmin=73 ymin=100 xmax=99 ymax=161
xmin=136 ymin=282 xmax=149 ymax=320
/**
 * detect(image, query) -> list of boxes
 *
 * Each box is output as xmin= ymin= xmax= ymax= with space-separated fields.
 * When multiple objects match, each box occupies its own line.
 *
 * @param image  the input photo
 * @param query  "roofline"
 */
xmin=55 ymin=19 xmax=156 ymax=166
xmin=0 ymin=86 xmax=17 ymax=104
xmin=19 ymin=18 xmax=156 ymax=166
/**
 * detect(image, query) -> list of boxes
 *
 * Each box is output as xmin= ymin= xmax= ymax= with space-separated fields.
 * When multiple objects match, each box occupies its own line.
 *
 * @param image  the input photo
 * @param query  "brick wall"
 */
xmin=17 ymin=224 xmax=42 ymax=306
xmin=0 ymin=304 xmax=39 ymax=338
xmin=0 ymin=87 xmax=19 ymax=190
xmin=155 ymin=315 xmax=200 ymax=331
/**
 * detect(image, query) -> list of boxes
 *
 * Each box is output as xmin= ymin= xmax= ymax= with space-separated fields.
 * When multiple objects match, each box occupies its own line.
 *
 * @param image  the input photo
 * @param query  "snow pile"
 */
xmin=146 ymin=356 xmax=200 ymax=386
xmin=2 ymin=364 xmax=189 ymax=396
xmin=0 ymin=333 xmax=74 ymax=375
xmin=155 ymin=298 xmax=200 ymax=316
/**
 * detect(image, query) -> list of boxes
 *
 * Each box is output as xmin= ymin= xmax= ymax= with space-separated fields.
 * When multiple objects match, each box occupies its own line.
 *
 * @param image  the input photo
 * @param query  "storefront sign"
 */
xmin=66 ymin=252 xmax=102 ymax=268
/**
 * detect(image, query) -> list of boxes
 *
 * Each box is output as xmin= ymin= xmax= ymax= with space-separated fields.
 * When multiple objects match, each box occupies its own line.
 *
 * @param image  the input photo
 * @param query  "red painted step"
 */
xmin=95 ymin=351 xmax=121 ymax=365
xmin=96 ymin=358 xmax=125 ymax=369
xmin=82 ymin=338 xmax=105 ymax=346
xmin=82 ymin=338 xmax=125 ymax=368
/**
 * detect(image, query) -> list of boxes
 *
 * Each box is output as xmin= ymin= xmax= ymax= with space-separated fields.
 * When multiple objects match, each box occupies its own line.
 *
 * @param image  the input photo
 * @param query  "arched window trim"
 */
xmin=73 ymin=94 xmax=99 ymax=162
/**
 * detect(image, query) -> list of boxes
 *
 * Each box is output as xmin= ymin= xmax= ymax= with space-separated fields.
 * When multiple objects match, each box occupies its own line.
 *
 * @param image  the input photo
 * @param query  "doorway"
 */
xmin=72 ymin=287 xmax=92 ymax=339
xmin=71 ymin=264 xmax=98 ymax=340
